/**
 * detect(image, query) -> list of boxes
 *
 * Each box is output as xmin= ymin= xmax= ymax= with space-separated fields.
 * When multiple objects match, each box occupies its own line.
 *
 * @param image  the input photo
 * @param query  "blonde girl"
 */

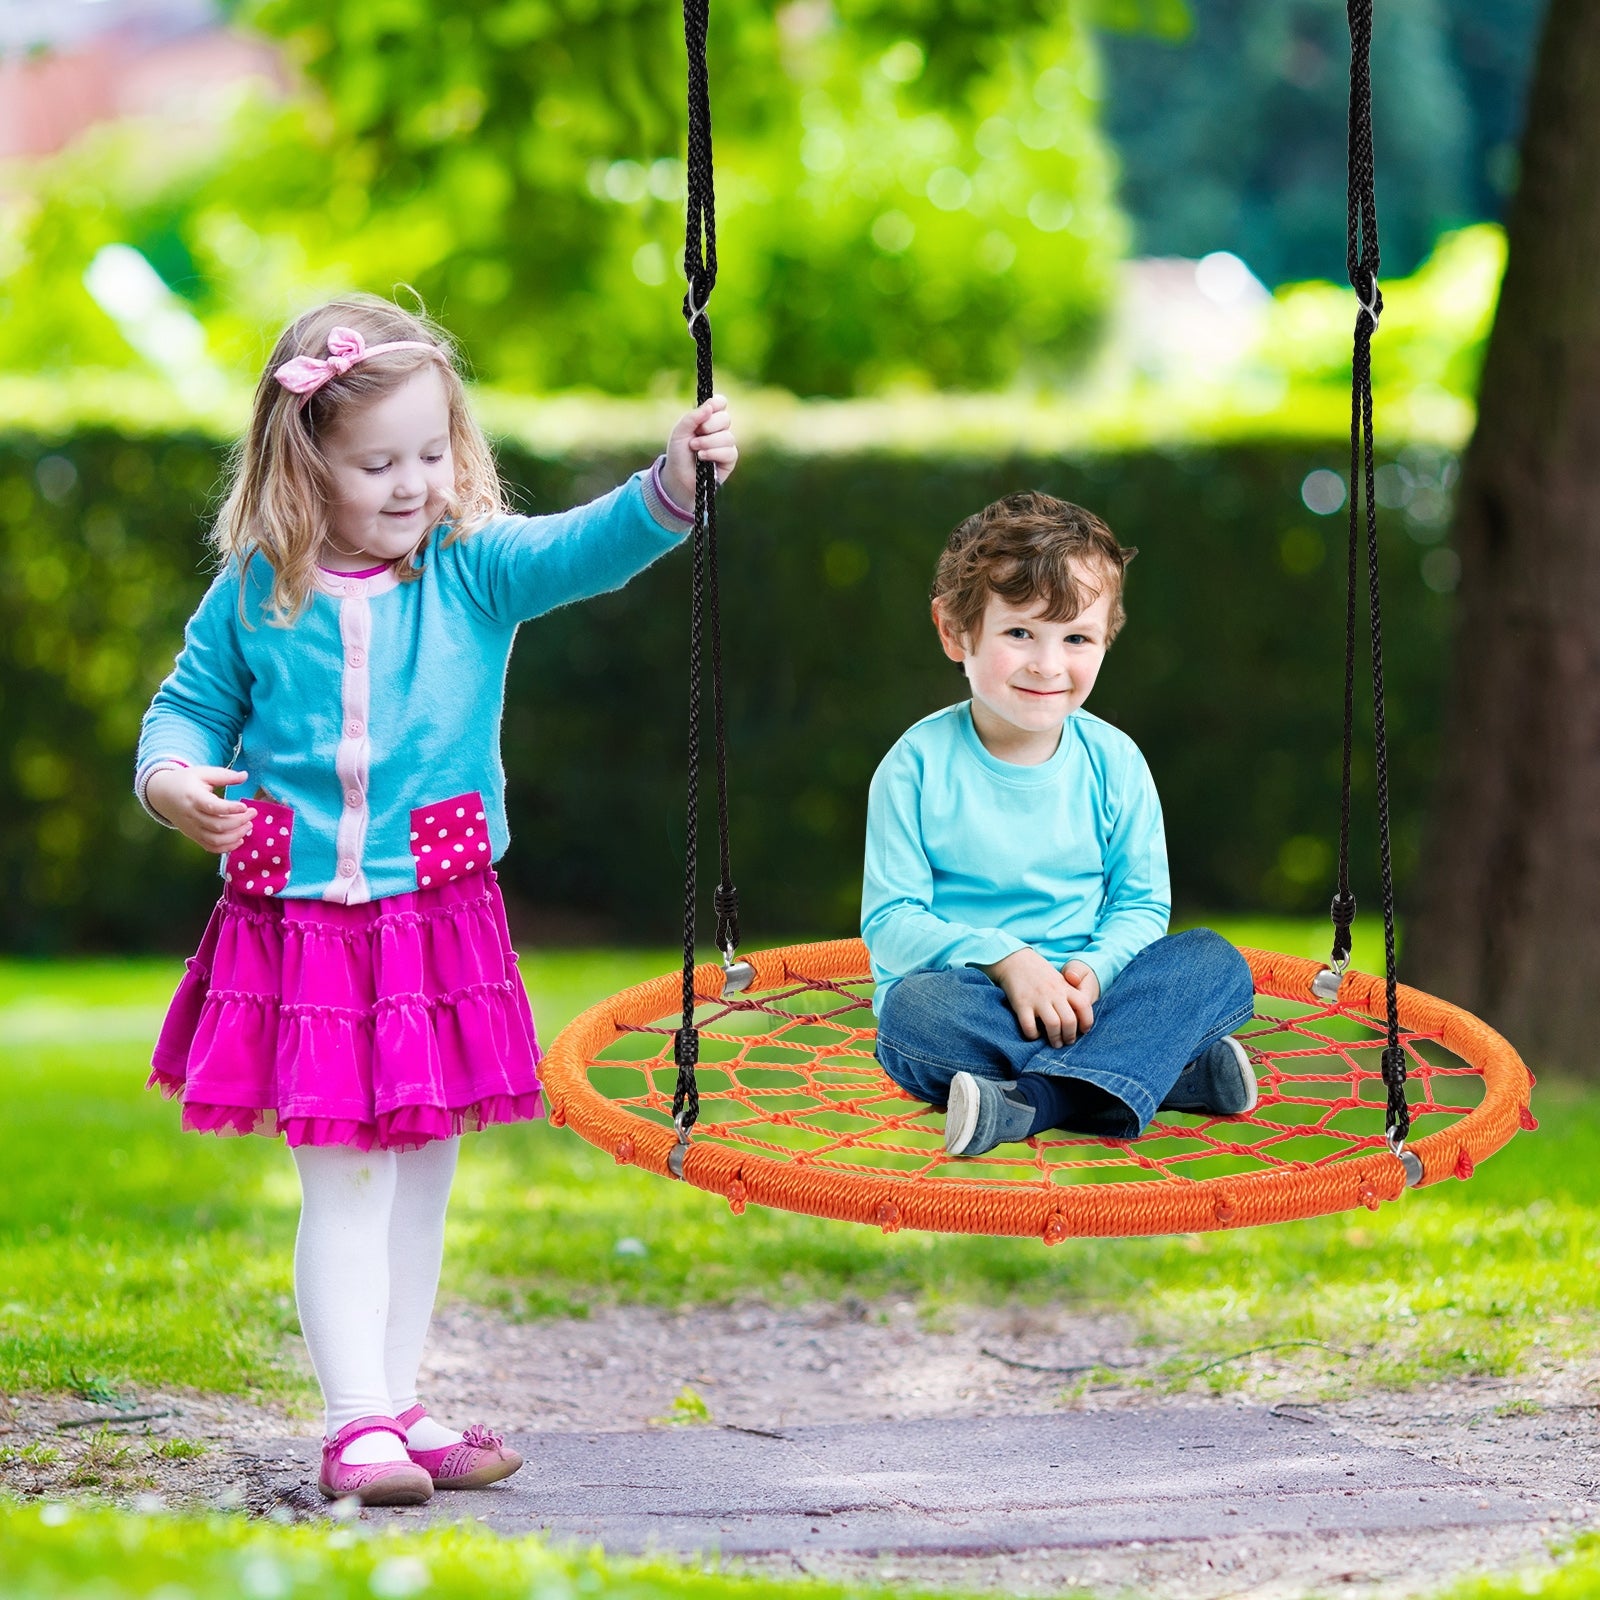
xmin=137 ymin=295 xmax=736 ymax=1504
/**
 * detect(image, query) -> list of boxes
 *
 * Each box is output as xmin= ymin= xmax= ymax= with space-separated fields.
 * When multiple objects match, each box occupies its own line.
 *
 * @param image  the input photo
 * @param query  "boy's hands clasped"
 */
xmin=983 ymin=948 xmax=1102 ymax=1047
xmin=662 ymin=395 xmax=738 ymax=510
xmin=145 ymin=766 xmax=256 ymax=854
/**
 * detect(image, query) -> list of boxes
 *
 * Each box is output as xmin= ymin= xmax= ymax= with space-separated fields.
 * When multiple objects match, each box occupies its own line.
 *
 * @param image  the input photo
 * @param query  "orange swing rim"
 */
xmin=539 ymin=940 xmax=1534 ymax=1240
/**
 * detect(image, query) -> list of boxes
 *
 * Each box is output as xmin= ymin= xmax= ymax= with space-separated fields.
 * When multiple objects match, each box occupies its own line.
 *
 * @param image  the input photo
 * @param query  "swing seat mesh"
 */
xmin=540 ymin=940 xmax=1535 ymax=1238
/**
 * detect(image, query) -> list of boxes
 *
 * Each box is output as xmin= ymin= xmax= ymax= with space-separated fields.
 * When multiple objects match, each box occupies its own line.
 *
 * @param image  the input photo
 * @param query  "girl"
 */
xmin=136 ymin=295 xmax=737 ymax=1505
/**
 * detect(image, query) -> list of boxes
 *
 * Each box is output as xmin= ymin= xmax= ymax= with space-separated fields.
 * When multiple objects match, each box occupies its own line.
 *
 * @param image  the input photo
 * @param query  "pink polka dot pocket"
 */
xmin=226 ymin=800 xmax=294 ymax=897
xmin=410 ymin=791 xmax=491 ymax=889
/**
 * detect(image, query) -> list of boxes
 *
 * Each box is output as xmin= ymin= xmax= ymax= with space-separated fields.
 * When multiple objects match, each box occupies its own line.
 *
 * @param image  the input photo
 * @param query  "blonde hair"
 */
xmin=213 ymin=295 xmax=504 ymax=623
xmin=932 ymin=491 xmax=1136 ymax=646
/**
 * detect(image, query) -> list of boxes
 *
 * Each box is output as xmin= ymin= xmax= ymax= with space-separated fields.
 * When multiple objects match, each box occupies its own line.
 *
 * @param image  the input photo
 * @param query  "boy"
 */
xmin=861 ymin=492 xmax=1257 ymax=1157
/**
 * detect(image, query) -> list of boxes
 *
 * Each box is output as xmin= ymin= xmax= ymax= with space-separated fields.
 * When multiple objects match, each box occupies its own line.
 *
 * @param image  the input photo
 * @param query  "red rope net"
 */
xmin=541 ymin=942 xmax=1535 ymax=1238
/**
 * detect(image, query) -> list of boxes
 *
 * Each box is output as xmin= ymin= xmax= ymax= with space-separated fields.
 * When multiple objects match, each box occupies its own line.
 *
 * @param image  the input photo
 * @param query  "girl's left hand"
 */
xmin=663 ymin=395 xmax=738 ymax=511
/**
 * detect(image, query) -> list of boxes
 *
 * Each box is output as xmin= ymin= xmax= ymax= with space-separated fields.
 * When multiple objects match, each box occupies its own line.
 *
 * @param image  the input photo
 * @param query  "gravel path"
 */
xmin=4 ymin=1297 xmax=1596 ymax=1599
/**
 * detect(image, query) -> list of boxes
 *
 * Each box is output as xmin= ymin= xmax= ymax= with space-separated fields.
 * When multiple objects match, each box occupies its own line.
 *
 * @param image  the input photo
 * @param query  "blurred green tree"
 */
xmin=1 ymin=0 xmax=1141 ymax=397
xmin=238 ymin=0 xmax=1131 ymax=393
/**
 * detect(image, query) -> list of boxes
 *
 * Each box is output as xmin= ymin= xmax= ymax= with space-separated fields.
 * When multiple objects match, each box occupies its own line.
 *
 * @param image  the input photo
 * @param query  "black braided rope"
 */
xmin=673 ymin=0 xmax=738 ymax=1137
xmin=1336 ymin=0 xmax=1409 ymax=1145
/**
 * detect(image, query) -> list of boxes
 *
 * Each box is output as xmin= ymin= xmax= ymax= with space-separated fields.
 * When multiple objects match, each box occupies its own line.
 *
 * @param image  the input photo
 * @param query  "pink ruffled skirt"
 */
xmin=149 ymin=871 xmax=542 ymax=1151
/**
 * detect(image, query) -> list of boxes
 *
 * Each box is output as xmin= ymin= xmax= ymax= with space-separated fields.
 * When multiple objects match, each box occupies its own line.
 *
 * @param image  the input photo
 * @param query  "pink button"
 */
xmin=338 ymin=858 xmax=357 ymax=877
xmin=343 ymin=582 xmax=360 ymax=597
xmin=345 ymin=790 xmax=361 ymax=808
xmin=346 ymin=720 xmax=364 ymax=738
xmin=347 ymin=650 xmax=366 ymax=669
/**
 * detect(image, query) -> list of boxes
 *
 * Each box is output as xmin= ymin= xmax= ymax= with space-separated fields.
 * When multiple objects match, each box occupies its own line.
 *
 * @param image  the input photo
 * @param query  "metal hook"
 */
xmin=667 ymin=1112 xmax=692 ymax=1179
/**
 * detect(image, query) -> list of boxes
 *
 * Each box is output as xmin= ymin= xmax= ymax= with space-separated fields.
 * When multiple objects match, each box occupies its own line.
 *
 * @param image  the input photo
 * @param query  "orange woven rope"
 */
xmin=539 ymin=940 xmax=1535 ymax=1240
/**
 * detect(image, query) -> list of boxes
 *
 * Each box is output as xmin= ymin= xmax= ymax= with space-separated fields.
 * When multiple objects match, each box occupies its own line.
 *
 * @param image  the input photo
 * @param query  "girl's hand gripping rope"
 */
xmin=662 ymin=395 xmax=738 ymax=513
xmin=145 ymin=766 xmax=256 ymax=855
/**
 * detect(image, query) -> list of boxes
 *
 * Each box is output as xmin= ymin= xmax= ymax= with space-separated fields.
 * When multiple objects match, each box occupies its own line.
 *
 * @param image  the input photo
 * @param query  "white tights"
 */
xmin=291 ymin=1138 xmax=461 ymax=1462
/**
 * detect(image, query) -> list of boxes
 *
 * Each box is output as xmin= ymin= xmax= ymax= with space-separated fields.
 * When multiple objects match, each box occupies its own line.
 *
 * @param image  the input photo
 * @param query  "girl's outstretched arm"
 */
xmin=454 ymin=402 xmax=739 ymax=627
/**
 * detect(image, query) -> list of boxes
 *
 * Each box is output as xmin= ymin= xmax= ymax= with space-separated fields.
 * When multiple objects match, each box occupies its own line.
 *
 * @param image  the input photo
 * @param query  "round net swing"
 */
xmin=540 ymin=941 xmax=1534 ymax=1240
xmin=541 ymin=0 xmax=1537 ymax=1236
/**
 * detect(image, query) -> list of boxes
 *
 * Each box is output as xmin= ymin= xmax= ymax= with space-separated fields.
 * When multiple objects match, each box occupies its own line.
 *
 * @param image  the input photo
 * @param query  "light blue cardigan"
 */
xmin=136 ymin=470 xmax=690 ymax=903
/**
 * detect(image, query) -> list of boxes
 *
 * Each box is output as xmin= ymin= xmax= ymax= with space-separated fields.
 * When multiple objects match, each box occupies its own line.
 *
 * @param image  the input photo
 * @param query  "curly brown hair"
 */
xmin=931 ymin=491 xmax=1136 ymax=645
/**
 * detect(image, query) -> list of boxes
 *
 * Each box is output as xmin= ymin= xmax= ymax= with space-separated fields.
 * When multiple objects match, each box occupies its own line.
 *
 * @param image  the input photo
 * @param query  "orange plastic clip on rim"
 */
xmin=540 ymin=940 xmax=1534 ymax=1241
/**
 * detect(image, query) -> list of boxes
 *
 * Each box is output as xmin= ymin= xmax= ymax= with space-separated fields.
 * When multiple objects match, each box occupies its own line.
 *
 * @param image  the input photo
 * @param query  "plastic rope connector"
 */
xmin=1329 ymin=892 xmax=1357 ymax=966
xmin=1381 ymin=1045 xmax=1414 ymax=1183
xmin=714 ymin=883 xmax=741 ymax=955
xmin=671 ymin=1025 xmax=701 ymax=1138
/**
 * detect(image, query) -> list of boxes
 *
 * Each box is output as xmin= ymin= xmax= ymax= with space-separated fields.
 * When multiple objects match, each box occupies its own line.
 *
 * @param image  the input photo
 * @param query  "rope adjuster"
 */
xmin=683 ymin=279 xmax=711 ymax=334
xmin=1355 ymin=274 xmax=1381 ymax=330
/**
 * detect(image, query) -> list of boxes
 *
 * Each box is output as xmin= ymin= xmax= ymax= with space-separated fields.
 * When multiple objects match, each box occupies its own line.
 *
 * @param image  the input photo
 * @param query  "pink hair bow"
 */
xmin=273 ymin=326 xmax=440 ymax=396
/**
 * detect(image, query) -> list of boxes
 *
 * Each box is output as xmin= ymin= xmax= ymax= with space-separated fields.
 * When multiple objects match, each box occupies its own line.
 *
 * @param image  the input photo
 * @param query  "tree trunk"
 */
xmin=1409 ymin=0 xmax=1600 ymax=1076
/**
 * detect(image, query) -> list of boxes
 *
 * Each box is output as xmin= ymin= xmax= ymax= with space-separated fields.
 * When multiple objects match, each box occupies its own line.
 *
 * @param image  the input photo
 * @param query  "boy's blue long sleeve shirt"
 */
xmin=136 ymin=471 xmax=690 ymax=904
xmin=861 ymin=702 xmax=1171 ymax=1010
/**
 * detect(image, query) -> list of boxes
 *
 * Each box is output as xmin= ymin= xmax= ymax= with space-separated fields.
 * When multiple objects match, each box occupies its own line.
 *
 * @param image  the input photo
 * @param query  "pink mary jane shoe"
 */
xmin=319 ymin=1415 xmax=435 ymax=1505
xmin=397 ymin=1403 xmax=524 ymax=1489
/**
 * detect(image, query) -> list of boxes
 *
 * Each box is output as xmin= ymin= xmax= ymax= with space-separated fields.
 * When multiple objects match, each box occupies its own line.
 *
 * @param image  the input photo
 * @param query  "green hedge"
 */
xmin=0 ymin=429 xmax=1457 ymax=952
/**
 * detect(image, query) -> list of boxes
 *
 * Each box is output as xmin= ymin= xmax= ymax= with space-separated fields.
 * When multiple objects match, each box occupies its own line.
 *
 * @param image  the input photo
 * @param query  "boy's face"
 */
xmin=936 ymin=573 xmax=1114 ymax=758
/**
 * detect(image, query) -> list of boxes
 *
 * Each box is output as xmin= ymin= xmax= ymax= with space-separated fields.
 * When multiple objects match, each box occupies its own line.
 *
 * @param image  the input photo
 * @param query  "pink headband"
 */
xmin=273 ymin=326 xmax=444 ymax=397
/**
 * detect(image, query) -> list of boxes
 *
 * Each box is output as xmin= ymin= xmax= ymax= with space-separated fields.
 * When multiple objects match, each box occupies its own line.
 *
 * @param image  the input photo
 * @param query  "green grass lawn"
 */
xmin=0 ymin=1490 xmax=1596 ymax=1600
xmin=0 ymin=1497 xmax=966 ymax=1600
xmin=2 ymin=918 xmax=1595 ymax=1408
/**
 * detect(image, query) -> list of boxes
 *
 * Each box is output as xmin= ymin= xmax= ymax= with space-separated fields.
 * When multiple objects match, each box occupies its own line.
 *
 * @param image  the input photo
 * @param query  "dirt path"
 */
xmin=4 ymin=1298 xmax=1597 ymax=1598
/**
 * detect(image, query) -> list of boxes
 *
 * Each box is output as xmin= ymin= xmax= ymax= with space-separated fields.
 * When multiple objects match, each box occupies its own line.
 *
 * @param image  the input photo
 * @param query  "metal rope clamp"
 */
xmin=668 ymin=1111 xmax=692 ymax=1179
xmin=1311 ymin=962 xmax=1347 ymax=1002
xmin=722 ymin=947 xmax=754 ymax=995
xmin=1389 ymin=1127 xmax=1423 ymax=1188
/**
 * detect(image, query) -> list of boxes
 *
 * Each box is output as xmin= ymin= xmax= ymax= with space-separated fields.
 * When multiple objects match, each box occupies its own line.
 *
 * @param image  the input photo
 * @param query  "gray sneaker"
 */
xmin=945 ymin=1071 xmax=1039 ymax=1157
xmin=1160 ymin=1036 xmax=1259 ymax=1117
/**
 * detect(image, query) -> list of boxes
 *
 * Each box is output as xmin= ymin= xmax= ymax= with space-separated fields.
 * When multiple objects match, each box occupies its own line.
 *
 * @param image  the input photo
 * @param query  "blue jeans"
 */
xmin=875 ymin=929 xmax=1255 ymax=1140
